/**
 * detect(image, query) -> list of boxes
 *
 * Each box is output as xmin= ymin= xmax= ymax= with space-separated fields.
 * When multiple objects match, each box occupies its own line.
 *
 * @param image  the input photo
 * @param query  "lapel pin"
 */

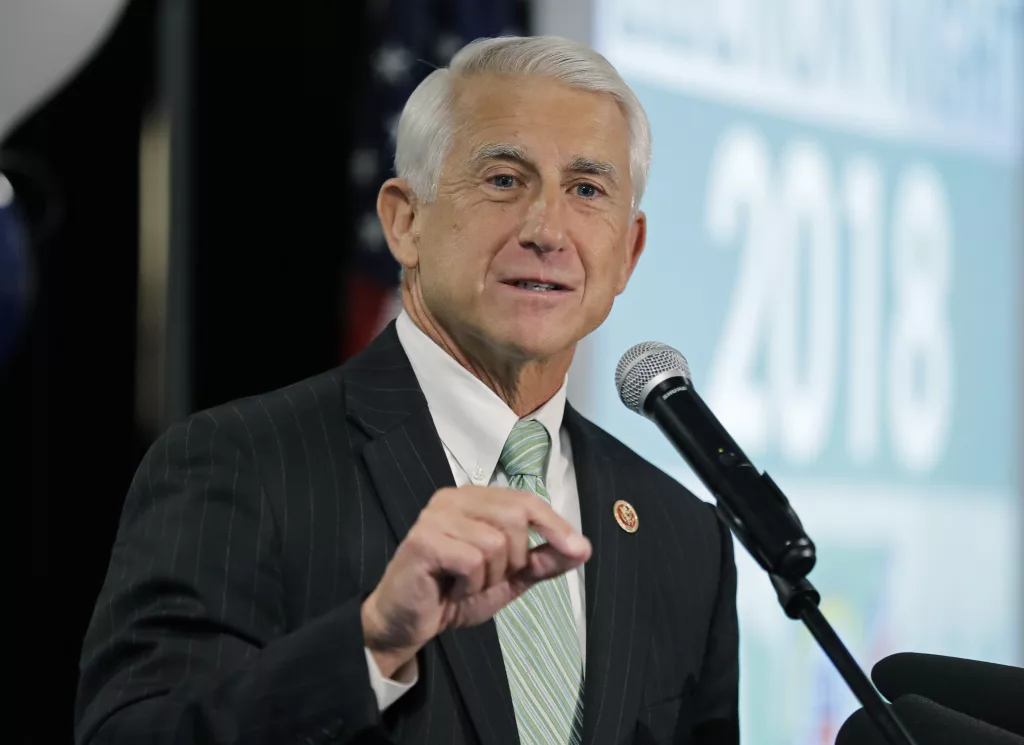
xmin=613 ymin=500 xmax=638 ymax=533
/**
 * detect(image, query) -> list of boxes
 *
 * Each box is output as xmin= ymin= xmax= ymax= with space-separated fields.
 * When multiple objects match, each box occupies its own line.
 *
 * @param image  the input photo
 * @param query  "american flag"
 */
xmin=341 ymin=0 xmax=529 ymax=360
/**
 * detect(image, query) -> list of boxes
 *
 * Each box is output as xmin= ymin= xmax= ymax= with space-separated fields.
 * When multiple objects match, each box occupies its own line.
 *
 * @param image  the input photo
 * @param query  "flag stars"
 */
xmin=435 ymin=34 xmax=463 ymax=63
xmin=358 ymin=213 xmax=386 ymax=251
xmin=384 ymin=112 xmax=401 ymax=144
xmin=350 ymin=148 xmax=379 ymax=186
xmin=373 ymin=44 xmax=414 ymax=85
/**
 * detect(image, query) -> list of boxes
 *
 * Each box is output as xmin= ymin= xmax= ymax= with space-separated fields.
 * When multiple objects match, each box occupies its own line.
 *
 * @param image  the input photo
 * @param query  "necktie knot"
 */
xmin=500 ymin=419 xmax=550 ymax=479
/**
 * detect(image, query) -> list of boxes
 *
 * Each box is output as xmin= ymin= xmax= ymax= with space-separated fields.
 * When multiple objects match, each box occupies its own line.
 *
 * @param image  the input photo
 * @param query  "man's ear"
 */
xmin=615 ymin=209 xmax=647 ymax=295
xmin=377 ymin=177 xmax=420 ymax=269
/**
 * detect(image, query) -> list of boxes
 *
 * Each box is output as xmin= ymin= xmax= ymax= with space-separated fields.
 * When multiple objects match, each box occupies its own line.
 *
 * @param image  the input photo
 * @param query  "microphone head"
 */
xmin=615 ymin=341 xmax=691 ymax=414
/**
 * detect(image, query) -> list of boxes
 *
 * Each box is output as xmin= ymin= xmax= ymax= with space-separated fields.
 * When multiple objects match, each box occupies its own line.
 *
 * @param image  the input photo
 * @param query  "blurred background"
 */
xmin=1 ymin=1 xmax=1020 ymax=743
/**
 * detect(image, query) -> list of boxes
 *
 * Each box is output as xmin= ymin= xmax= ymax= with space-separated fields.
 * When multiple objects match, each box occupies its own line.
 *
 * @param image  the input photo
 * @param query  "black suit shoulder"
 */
xmin=75 ymin=363 xmax=387 ymax=745
xmin=181 ymin=366 xmax=349 ymax=453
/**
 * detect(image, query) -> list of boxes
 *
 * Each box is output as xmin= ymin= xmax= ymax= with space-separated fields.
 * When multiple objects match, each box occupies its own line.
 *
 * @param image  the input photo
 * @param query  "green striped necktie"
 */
xmin=494 ymin=418 xmax=584 ymax=745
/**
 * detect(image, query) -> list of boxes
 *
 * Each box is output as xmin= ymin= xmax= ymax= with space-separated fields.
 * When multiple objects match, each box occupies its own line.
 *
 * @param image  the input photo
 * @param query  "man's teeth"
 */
xmin=515 ymin=281 xmax=558 ymax=291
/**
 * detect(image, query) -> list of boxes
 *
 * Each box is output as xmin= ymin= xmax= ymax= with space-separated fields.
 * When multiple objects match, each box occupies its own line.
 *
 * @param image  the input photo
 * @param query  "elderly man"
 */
xmin=76 ymin=36 xmax=738 ymax=745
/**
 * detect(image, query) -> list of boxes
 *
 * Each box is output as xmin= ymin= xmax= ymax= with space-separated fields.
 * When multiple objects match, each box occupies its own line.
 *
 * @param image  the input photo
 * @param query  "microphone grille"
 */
xmin=615 ymin=341 xmax=691 ymax=413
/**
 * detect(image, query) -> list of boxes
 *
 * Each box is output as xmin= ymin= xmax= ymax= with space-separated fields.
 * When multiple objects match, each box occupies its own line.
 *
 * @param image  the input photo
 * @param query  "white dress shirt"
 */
xmin=364 ymin=310 xmax=587 ymax=712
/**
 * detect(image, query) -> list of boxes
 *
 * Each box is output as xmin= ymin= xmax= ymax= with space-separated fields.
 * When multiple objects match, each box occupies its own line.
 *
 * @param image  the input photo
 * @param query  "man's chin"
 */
xmin=454 ymin=312 xmax=581 ymax=363
xmin=492 ymin=330 xmax=577 ymax=364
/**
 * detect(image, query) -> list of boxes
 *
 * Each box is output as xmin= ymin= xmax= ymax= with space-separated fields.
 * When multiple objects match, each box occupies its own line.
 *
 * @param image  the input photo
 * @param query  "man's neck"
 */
xmin=400 ymin=278 xmax=572 ymax=417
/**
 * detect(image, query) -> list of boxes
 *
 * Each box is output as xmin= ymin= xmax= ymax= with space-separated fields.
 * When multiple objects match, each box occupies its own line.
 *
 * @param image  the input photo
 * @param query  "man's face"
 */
xmin=401 ymin=74 xmax=646 ymax=362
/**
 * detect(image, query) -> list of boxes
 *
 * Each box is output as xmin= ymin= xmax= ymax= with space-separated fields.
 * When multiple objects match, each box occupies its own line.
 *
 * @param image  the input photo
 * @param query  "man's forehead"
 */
xmin=445 ymin=74 xmax=632 ymax=174
xmin=452 ymin=73 xmax=627 ymax=130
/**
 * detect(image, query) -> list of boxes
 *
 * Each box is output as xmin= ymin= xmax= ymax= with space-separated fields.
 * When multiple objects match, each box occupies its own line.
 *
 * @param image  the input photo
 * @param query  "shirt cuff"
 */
xmin=365 ymin=647 xmax=418 ymax=712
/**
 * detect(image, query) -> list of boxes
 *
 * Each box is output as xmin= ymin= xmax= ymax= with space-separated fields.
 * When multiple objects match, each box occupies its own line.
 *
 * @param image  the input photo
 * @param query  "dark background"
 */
xmin=2 ymin=1 xmax=528 ymax=742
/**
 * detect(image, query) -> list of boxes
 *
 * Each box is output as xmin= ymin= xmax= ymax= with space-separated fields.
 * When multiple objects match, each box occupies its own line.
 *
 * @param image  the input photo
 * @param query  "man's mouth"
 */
xmin=504 ymin=280 xmax=569 ymax=292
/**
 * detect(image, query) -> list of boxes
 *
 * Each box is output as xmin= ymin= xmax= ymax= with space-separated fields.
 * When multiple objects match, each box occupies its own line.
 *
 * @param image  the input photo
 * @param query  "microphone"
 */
xmin=835 ymin=694 xmax=1024 ymax=744
xmin=872 ymin=653 xmax=1024 ymax=738
xmin=617 ymin=342 xmax=922 ymax=745
xmin=615 ymin=341 xmax=815 ymax=580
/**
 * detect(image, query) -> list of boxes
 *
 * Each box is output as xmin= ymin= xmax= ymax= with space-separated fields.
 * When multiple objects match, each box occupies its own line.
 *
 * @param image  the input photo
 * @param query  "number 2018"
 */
xmin=704 ymin=126 xmax=953 ymax=473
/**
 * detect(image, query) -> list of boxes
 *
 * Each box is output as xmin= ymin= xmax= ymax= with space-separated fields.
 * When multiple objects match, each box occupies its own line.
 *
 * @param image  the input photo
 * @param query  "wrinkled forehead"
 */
xmin=446 ymin=73 xmax=632 ymax=168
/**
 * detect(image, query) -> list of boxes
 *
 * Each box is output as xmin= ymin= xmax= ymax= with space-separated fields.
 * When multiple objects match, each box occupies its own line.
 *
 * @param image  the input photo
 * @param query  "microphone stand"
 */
xmin=625 ymin=368 xmax=920 ymax=744
xmin=768 ymin=574 xmax=918 ymax=745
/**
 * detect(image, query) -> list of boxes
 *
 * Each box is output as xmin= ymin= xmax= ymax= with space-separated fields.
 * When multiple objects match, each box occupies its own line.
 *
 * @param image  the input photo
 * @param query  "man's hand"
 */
xmin=361 ymin=485 xmax=592 ymax=678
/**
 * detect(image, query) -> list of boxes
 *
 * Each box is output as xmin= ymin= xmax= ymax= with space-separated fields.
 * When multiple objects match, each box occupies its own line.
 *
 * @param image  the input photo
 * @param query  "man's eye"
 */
xmin=490 ymin=174 xmax=518 ymax=189
xmin=575 ymin=182 xmax=600 ymax=198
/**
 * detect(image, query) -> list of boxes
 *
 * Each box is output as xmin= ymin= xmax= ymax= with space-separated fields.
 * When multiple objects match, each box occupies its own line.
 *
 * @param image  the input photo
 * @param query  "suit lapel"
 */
xmin=346 ymin=324 xmax=519 ymax=745
xmin=566 ymin=405 xmax=653 ymax=745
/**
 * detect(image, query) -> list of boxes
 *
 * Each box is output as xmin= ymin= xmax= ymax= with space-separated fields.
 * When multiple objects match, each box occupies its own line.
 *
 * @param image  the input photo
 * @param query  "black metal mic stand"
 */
xmin=702 ymin=465 xmax=920 ymax=745
xmin=768 ymin=574 xmax=918 ymax=745
xmin=632 ymin=374 xmax=920 ymax=744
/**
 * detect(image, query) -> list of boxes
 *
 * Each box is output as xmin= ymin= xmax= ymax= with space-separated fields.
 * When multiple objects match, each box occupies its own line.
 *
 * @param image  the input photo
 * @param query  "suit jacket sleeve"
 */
xmin=693 ymin=505 xmax=741 ymax=744
xmin=75 ymin=413 xmax=382 ymax=745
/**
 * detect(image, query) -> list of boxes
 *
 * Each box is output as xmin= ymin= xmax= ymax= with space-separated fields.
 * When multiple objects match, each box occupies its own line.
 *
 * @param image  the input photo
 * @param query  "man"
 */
xmin=76 ymin=36 xmax=739 ymax=745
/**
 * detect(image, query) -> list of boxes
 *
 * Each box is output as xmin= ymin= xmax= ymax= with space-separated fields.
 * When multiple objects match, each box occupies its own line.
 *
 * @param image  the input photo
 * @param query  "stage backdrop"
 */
xmin=571 ymin=2 xmax=1023 ymax=743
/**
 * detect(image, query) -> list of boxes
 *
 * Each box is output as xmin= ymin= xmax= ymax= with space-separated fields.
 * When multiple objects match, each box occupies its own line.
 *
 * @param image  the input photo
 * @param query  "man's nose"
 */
xmin=518 ymin=187 xmax=569 ymax=254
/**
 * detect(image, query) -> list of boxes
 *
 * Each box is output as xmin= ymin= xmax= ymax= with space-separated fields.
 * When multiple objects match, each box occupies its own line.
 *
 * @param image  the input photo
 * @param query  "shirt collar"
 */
xmin=395 ymin=310 xmax=567 ymax=482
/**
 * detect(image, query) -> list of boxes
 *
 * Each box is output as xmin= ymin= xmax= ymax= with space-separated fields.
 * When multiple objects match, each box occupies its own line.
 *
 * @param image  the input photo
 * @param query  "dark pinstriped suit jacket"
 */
xmin=76 ymin=322 xmax=739 ymax=745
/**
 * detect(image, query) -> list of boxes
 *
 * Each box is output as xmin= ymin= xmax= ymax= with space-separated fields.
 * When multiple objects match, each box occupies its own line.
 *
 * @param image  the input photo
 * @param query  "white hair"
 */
xmin=394 ymin=35 xmax=652 ymax=213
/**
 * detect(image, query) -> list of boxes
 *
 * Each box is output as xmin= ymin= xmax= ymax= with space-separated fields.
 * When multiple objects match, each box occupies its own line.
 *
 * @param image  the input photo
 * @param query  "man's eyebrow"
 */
xmin=568 ymin=156 xmax=619 ymax=183
xmin=469 ymin=143 xmax=533 ymax=168
xmin=468 ymin=145 xmax=619 ymax=184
